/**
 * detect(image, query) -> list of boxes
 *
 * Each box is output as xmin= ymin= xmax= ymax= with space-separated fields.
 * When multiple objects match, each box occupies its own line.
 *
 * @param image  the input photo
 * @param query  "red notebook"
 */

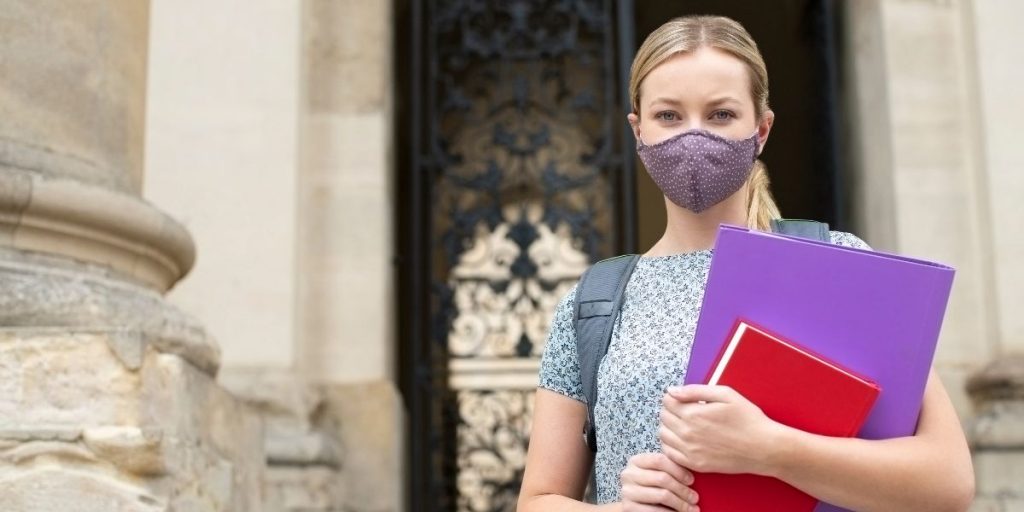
xmin=691 ymin=320 xmax=881 ymax=512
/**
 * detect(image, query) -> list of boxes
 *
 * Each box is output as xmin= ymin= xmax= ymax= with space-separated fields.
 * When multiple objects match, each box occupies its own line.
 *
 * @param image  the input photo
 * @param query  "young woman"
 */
xmin=518 ymin=15 xmax=975 ymax=512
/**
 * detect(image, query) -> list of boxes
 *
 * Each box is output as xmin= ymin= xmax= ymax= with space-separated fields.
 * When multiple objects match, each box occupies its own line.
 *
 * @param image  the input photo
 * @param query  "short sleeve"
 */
xmin=829 ymin=231 xmax=873 ymax=251
xmin=538 ymin=284 xmax=586 ymax=403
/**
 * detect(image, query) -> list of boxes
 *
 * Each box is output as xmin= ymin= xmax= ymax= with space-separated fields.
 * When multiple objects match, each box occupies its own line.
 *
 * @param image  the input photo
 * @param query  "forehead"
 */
xmin=640 ymin=46 xmax=752 ymax=107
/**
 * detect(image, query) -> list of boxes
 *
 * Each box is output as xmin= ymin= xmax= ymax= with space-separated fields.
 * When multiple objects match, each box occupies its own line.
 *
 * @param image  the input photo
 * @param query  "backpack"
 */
xmin=573 ymin=220 xmax=830 ymax=454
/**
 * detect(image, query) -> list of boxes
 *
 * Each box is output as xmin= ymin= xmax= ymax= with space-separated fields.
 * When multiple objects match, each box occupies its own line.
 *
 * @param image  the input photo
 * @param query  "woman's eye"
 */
xmin=655 ymin=112 xmax=678 ymax=121
xmin=711 ymin=110 xmax=736 ymax=121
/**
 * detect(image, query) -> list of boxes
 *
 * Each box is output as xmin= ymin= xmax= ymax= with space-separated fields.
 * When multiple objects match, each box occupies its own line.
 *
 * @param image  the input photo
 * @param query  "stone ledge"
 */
xmin=969 ymin=497 xmax=1024 ymax=512
xmin=266 ymin=431 xmax=342 ymax=468
xmin=137 ymin=352 xmax=266 ymax=511
xmin=218 ymin=369 xmax=320 ymax=431
xmin=967 ymin=354 xmax=1024 ymax=403
xmin=973 ymin=450 xmax=1024 ymax=498
xmin=0 ymin=259 xmax=219 ymax=374
xmin=0 ymin=428 xmax=83 ymax=443
xmin=0 ymin=137 xmax=136 ymax=195
xmin=0 ymin=171 xmax=194 ymax=291
xmin=319 ymin=380 xmax=403 ymax=512
xmin=265 ymin=465 xmax=345 ymax=512
xmin=0 ymin=427 xmax=165 ymax=477
xmin=0 ymin=346 xmax=265 ymax=511
xmin=970 ymin=400 xmax=1024 ymax=449
xmin=218 ymin=372 xmax=405 ymax=511
xmin=0 ymin=466 xmax=165 ymax=512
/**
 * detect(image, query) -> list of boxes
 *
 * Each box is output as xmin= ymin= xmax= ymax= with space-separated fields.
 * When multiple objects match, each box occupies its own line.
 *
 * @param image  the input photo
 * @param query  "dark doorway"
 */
xmin=394 ymin=1 xmax=844 ymax=511
xmin=394 ymin=1 xmax=637 ymax=510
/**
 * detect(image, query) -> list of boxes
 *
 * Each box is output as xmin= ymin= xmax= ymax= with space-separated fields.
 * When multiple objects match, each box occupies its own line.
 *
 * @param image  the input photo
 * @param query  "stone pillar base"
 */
xmin=220 ymin=370 xmax=344 ymax=512
xmin=967 ymin=355 xmax=1024 ymax=511
xmin=0 ymin=256 xmax=264 ymax=511
xmin=220 ymin=370 xmax=404 ymax=512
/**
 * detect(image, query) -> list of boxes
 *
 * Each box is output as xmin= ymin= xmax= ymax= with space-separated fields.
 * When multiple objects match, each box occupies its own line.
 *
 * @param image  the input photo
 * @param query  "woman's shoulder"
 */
xmin=828 ymin=230 xmax=873 ymax=251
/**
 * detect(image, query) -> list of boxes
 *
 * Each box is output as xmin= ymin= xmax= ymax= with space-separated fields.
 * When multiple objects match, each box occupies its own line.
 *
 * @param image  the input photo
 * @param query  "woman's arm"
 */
xmin=768 ymin=369 xmax=975 ymax=511
xmin=518 ymin=388 xmax=617 ymax=511
xmin=518 ymin=389 xmax=699 ymax=512
xmin=660 ymin=368 xmax=975 ymax=512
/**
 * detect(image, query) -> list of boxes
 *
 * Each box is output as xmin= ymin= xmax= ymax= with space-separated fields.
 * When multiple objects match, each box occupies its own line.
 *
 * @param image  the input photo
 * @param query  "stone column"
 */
xmin=842 ymin=0 xmax=997 ymax=415
xmin=962 ymin=0 xmax=1024 ymax=509
xmin=0 ymin=1 xmax=263 ymax=510
xmin=292 ymin=0 xmax=403 ymax=510
xmin=843 ymin=0 xmax=1024 ymax=509
xmin=968 ymin=357 xmax=1024 ymax=511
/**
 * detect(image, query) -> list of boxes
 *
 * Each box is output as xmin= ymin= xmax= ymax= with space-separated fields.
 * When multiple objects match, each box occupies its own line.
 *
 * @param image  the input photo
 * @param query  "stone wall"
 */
xmin=963 ymin=0 xmax=1024 ymax=508
xmin=144 ymin=0 xmax=300 ymax=371
xmin=843 ymin=0 xmax=1024 ymax=509
xmin=843 ymin=0 xmax=995 ymax=417
xmin=0 ymin=1 xmax=265 ymax=510
xmin=144 ymin=0 xmax=403 ymax=510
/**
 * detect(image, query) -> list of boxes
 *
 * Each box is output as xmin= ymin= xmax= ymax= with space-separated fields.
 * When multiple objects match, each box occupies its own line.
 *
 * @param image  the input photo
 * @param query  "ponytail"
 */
xmin=745 ymin=159 xmax=781 ymax=231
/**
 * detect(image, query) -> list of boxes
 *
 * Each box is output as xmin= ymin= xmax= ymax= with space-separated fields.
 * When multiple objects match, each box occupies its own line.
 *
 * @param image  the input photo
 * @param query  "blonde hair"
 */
xmin=630 ymin=16 xmax=781 ymax=230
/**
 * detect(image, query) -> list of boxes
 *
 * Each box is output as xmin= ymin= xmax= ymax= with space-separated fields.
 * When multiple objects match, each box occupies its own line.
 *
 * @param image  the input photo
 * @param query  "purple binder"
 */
xmin=682 ymin=225 xmax=955 ymax=512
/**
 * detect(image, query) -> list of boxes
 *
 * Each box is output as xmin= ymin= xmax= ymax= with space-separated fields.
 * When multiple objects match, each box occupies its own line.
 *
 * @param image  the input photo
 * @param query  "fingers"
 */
xmin=623 ymin=453 xmax=700 ymax=511
xmin=629 ymin=453 xmax=692 ymax=488
xmin=629 ymin=452 xmax=667 ymax=469
xmin=667 ymin=384 xmax=737 ymax=404
xmin=659 ymin=404 xmax=687 ymax=433
xmin=620 ymin=503 xmax=676 ymax=512
xmin=660 ymin=443 xmax=692 ymax=471
xmin=621 ymin=484 xmax=691 ymax=512
xmin=629 ymin=462 xmax=699 ymax=505
xmin=657 ymin=425 xmax=691 ymax=468
xmin=662 ymin=395 xmax=732 ymax=428
xmin=648 ymin=451 xmax=695 ymax=485
xmin=660 ymin=399 xmax=714 ymax=440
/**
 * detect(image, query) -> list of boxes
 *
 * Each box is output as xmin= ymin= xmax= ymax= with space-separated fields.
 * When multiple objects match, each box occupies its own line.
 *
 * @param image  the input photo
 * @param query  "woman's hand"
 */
xmin=659 ymin=385 xmax=786 ymax=476
xmin=620 ymin=452 xmax=700 ymax=512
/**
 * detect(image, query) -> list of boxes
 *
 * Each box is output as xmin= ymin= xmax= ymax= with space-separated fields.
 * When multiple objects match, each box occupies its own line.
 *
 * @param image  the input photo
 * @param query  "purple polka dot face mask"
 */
xmin=636 ymin=129 xmax=760 ymax=213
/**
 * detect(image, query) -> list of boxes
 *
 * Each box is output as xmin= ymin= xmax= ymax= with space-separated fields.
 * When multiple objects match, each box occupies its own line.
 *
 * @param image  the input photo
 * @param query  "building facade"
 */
xmin=1 ymin=0 xmax=1021 ymax=511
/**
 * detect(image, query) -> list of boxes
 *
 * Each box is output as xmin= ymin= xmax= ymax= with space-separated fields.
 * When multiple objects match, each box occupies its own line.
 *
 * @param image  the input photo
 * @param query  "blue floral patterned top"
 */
xmin=537 ymin=231 xmax=871 ymax=504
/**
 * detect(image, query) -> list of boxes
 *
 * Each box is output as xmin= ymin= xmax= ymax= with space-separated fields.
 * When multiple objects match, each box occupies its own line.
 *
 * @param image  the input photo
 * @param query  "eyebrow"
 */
xmin=707 ymin=96 xmax=743 ymax=107
xmin=647 ymin=97 xmax=683 ymax=109
xmin=646 ymin=96 xmax=744 ymax=109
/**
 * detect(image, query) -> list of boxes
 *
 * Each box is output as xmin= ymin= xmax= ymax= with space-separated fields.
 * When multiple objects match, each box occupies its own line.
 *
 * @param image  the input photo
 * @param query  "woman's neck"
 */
xmin=644 ymin=186 xmax=749 ymax=257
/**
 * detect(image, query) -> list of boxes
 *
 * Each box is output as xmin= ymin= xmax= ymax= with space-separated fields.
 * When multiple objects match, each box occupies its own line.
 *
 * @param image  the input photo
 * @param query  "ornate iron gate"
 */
xmin=398 ymin=0 xmax=636 ymax=509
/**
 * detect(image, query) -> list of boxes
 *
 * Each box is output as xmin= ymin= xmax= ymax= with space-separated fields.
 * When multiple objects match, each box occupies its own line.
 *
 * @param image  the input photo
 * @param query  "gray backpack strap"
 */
xmin=770 ymin=218 xmax=830 ymax=242
xmin=574 ymin=254 xmax=641 ymax=454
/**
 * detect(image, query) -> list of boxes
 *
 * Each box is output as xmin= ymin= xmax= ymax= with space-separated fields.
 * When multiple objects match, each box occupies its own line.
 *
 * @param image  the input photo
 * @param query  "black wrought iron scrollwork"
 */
xmin=455 ymin=390 xmax=534 ymax=512
xmin=431 ymin=0 xmax=620 ymax=281
xmin=407 ymin=0 xmax=634 ymax=509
